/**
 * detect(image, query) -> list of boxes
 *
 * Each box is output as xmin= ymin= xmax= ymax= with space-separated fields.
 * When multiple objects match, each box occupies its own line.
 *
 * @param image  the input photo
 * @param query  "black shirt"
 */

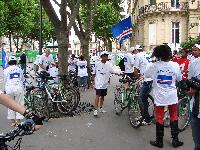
xmin=19 ymin=53 xmax=26 ymax=64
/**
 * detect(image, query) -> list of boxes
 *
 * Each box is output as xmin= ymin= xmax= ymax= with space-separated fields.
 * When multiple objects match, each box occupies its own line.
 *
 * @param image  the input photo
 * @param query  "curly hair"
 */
xmin=152 ymin=45 xmax=172 ymax=61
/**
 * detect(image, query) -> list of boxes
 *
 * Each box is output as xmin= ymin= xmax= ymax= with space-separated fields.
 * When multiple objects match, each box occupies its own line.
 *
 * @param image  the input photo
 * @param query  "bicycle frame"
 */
xmin=41 ymin=81 xmax=69 ymax=103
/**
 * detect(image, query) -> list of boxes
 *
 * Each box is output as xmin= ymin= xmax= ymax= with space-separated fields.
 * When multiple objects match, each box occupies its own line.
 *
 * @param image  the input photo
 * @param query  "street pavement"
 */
xmin=0 ymin=67 xmax=195 ymax=150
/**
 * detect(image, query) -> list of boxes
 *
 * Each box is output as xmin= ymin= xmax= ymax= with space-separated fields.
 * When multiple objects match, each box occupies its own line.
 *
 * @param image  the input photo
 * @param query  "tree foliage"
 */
xmin=0 ymin=0 xmax=54 ymax=49
xmin=93 ymin=2 xmax=121 ymax=40
xmin=181 ymin=36 xmax=200 ymax=50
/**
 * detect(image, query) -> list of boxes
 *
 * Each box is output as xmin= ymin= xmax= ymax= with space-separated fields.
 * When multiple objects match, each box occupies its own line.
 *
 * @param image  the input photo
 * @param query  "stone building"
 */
xmin=128 ymin=0 xmax=200 ymax=51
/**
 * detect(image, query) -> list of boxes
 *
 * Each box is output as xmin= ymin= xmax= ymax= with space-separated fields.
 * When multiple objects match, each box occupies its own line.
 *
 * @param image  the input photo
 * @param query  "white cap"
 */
xmin=9 ymin=55 xmax=16 ymax=61
xmin=128 ymin=47 xmax=135 ymax=52
xmin=135 ymin=45 xmax=142 ymax=50
xmin=100 ymin=51 xmax=109 ymax=56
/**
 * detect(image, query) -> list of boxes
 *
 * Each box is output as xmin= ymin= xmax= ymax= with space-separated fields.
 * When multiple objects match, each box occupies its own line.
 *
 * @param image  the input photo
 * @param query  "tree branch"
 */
xmin=67 ymin=0 xmax=82 ymax=31
xmin=52 ymin=0 xmax=60 ymax=7
xmin=41 ymin=0 xmax=60 ymax=28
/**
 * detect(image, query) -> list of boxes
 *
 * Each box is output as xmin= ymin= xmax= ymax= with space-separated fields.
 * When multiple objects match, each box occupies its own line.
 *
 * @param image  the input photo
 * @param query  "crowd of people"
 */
xmin=1 ymin=44 xmax=200 ymax=150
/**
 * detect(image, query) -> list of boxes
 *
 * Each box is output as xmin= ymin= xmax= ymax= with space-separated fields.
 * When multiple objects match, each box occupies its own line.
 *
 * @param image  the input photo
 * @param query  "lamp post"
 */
xmin=39 ymin=0 xmax=43 ymax=55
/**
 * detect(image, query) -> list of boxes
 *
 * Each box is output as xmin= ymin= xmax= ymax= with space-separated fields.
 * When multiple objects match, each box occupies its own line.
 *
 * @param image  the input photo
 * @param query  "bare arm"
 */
xmin=0 ymin=92 xmax=26 ymax=115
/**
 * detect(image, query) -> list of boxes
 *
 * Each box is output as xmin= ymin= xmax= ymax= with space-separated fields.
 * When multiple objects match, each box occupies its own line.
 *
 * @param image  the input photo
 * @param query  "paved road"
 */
xmin=0 ymin=69 xmax=194 ymax=150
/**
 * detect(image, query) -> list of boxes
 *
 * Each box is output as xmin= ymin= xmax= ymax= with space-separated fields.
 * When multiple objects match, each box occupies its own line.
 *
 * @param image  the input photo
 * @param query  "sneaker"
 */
xmin=99 ymin=108 xmax=107 ymax=113
xmin=141 ymin=119 xmax=152 ymax=126
xmin=94 ymin=110 xmax=98 ymax=116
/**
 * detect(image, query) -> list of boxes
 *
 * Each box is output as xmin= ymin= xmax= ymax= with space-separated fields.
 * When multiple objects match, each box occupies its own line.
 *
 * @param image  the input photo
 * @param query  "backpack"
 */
xmin=118 ymin=58 xmax=125 ymax=71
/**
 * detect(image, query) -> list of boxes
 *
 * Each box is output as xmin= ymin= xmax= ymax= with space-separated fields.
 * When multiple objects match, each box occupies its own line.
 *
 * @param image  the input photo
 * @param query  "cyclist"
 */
xmin=145 ymin=45 xmax=183 ymax=148
xmin=38 ymin=49 xmax=54 ymax=73
xmin=0 ymin=90 xmax=42 ymax=130
xmin=186 ymin=44 xmax=200 ymax=150
xmin=123 ymin=47 xmax=137 ymax=89
xmin=4 ymin=56 xmax=25 ymax=126
xmin=134 ymin=45 xmax=153 ymax=125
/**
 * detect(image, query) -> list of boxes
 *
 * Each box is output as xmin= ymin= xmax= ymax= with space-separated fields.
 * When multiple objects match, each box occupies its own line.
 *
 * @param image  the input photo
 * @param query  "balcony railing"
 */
xmin=139 ymin=2 xmax=189 ymax=16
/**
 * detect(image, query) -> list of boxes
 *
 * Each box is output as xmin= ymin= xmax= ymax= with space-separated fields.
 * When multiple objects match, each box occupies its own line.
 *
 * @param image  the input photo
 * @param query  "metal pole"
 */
xmin=39 ymin=0 xmax=43 ymax=55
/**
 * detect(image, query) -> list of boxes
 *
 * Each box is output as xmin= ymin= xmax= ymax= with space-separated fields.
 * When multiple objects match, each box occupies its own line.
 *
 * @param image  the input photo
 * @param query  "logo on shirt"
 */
xmin=10 ymin=73 xmax=20 ymax=79
xmin=157 ymin=75 xmax=173 ymax=85
xmin=124 ymin=57 xmax=127 ymax=62
xmin=80 ymin=65 xmax=86 ymax=69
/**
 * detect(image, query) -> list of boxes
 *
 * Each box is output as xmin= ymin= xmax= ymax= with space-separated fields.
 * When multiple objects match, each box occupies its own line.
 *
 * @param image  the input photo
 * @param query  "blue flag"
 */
xmin=2 ymin=47 xmax=8 ymax=69
xmin=112 ymin=16 xmax=133 ymax=44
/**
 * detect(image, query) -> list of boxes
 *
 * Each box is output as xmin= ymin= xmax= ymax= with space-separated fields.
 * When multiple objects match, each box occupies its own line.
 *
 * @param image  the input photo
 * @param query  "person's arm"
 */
xmin=38 ymin=56 xmax=46 ymax=70
xmin=133 ymin=54 xmax=140 ymax=77
xmin=0 ymin=92 xmax=26 ymax=115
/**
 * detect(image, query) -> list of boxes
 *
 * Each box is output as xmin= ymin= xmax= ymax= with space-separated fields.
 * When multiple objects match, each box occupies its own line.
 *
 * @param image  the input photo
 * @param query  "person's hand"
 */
xmin=23 ymin=110 xmax=44 ymax=131
xmin=185 ymin=87 xmax=197 ymax=96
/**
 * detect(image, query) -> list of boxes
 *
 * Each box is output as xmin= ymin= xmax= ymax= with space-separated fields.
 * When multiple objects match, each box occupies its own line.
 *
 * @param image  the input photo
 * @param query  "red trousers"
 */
xmin=155 ymin=104 xmax=178 ymax=125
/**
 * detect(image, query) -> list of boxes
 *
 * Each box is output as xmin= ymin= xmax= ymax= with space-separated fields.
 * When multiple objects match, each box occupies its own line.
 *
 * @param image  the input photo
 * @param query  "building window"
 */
xmin=150 ymin=0 xmax=156 ymax=5
xmin=171 ymin=0 xmax=179 ymax=8
xmin=172 ymin=22 xmax=180 ymax=44
xmin=77 ymin=50 xmax=80 ymax=55
xmin=149 ymin=23 xmax=157 ymax=45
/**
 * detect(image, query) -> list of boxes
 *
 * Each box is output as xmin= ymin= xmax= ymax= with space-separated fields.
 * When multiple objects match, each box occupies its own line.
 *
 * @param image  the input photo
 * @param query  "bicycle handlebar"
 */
xmin=0 ymin=116 xmax=45 ymax=143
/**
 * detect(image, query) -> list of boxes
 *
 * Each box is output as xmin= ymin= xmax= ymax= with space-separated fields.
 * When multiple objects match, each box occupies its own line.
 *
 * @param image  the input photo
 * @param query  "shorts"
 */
xmin=96 ymin=89 xmax=107 ymax=96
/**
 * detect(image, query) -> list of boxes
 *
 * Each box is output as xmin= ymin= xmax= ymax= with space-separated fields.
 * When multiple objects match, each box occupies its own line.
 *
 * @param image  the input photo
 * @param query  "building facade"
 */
xmin=128 ymin=0 xmax=200 ymax=51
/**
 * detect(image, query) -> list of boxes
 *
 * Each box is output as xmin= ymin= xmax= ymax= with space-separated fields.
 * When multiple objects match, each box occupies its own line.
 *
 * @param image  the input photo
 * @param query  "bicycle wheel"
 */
xmin=24 ymin=90 xmax=34 ymax=109
xmin=56 ymin=87 xmax=80 ymax=115
xmin=178 ymin=97 xmax=191 ymax=132
xmin=33 ymin=88 xmax=50 ymax=121
xmin=114 ymin=85 xmax=124 ymax=115
xmin=128 ymin=95 xmax=142 ymax=128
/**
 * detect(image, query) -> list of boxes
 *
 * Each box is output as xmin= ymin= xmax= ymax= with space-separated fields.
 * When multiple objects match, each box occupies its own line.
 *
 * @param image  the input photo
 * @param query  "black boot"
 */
xmin=150 ymin=123 xmax=164 ymax=148
xmin=170 ymin=121 xmax=184 ymax=147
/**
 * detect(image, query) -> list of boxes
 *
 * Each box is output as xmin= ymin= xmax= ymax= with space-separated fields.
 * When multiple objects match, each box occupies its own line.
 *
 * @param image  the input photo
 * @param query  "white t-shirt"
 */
xmin=134 ymin=52 xmax=152 ymax=81
xmin=4 ymin=65 xmax=24 ymax=90
xmin=124 ymin=53 xmax=135 ymax=73
xmin=38 ymin=54 xmax=54 ymax=72
xmin=188 ymin=57 xmax=200 ymax=118
xmin=68 ymin=58 xmax=78 ymax=72
xmin=145 ymin=61 xmax=181 ymax=106
xmin=90 ymin=62 xmax=96 ymax=75
xmin=77 ymin=60 xmax=88 ymax=77
xmin=134 ymin=52 xmax=150 ymax=75
xmin=94 ymin=61 xmax=115 ymax=89
xmin=49 ymin=66 xmax=58 ymax=78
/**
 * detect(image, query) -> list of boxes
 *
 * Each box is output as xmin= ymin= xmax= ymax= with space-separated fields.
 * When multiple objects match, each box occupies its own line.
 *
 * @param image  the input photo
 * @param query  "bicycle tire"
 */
xmin=114 ymin=85 xmax=124 ymax=115
xmin=24 ymin=90 xmax=33 ymax=109
xmin=178 ymin=97 xmax=191 ymax=132
xmin=33 ymin=88 xmax=50 ymax=121
xmin=56 ymin=87 xmax=80 ymax=115
xmin=128 ymin=95 xmax=142 ymax=128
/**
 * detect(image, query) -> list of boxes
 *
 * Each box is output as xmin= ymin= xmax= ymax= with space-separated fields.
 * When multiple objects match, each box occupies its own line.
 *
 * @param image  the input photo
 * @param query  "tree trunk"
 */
xmin=9 ymin=33 xmax=12 ymax=52
xmin=16 ymin=36 xmax=19 ymax=52
xmin=56 ymin=28 xmax=69 ymax=76
xmin=107 ymin=38 xmax=112 ymax=52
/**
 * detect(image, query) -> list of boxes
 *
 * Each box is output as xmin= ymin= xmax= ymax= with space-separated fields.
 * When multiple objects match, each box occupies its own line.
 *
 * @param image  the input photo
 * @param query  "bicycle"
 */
xmin=56 ymin=74 xmax=80 ymax=114
xmin=0 ymin=117 xmax=45 ymax=150
xmin=114 ymin=75 xmax=154 ymax=128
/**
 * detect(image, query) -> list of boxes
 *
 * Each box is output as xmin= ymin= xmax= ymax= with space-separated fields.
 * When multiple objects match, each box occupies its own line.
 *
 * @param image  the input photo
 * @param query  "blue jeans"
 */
xmin=78 ymin=76 xmax=87 ymax=87
xmin=139 ymin=80 xmax=153 ymax=122
xmin=191 ymin=116 xmax=200 ymax=150
xmin=20 ymin=64 xmax=26 ymax=74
